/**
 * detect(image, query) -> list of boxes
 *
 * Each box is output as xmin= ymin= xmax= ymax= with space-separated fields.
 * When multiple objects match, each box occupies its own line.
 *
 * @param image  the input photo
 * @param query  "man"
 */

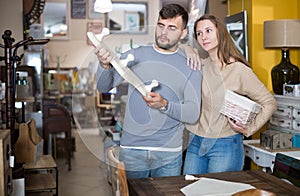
xmin=95 ymin=4 xmax=202 ymax=178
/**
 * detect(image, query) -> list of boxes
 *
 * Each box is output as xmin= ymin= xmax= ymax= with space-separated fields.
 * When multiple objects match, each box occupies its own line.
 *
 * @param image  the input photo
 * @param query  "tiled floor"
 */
xmin=56 ymin=130 xmax=111 ymax=196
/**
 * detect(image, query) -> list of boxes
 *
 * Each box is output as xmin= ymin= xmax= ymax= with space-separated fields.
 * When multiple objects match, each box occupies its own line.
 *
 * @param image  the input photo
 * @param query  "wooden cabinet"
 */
xmin=269 ymin=95 xmax=300 ymax=147
xmin=24 ymin=155 xmax=58 ymax=195
xmin=0 ymin=130 xmax=12 ymax=196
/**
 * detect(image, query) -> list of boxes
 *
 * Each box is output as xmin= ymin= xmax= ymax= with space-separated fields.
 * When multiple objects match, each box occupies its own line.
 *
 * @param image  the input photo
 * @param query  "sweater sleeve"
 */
xmin=239 ymin=67 xmax=277 ymax=137
xmin=163 ymin=70 xmax=202 ymax=124
xmin=95 ymin=63 xmax=121 ymax=92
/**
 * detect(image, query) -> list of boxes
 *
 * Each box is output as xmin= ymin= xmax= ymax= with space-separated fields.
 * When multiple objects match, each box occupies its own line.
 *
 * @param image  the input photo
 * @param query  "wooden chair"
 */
xmin=43 ymin=101 xmax=72 ymax=171
xmin=96 ymin=91 xmax=115 ymax=126
xmin=107 ymin=146 xmax=129 ymax=196
xmin=272 ymin=153 xmax=300 ymax=187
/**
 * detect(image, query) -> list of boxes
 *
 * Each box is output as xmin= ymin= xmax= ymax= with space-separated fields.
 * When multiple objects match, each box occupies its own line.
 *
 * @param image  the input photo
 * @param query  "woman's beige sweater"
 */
xmin=186 ymin=58 xmax=277 ymax=138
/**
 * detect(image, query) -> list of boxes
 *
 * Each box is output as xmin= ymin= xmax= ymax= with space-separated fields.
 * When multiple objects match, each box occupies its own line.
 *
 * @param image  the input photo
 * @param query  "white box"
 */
xmin=283 ymin=84 xmax=300 ymax=97
xmin=220 ymin=90 xmax=262 ymax=125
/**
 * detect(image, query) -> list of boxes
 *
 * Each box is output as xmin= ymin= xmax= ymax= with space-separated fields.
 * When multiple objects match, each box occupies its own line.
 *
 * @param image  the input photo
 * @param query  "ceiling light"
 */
xmin=94 ymin=0 xmax=112 ymax=13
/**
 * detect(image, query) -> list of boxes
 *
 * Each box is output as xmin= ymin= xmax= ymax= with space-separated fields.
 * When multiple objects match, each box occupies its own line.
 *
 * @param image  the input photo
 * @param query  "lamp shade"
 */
xmin=264 ymin=19 xmax=300 ymax=48
xmin=94 ymin=0 xmax=112 ymax=13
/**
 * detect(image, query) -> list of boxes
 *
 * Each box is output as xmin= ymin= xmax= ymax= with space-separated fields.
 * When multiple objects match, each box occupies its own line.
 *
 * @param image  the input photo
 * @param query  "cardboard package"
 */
xmin=260 ymin=130 xmax=292 ymax=150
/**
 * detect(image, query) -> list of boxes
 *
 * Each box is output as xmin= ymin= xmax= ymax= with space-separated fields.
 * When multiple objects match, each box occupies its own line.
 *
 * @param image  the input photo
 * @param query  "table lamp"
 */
xmin=264 ymin=19 xmax=300 ymax=95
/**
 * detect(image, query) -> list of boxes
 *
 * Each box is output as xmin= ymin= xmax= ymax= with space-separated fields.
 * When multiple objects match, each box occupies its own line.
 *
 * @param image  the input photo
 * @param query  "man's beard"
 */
xmin=155 ymin=35 xmax=177 ymax=50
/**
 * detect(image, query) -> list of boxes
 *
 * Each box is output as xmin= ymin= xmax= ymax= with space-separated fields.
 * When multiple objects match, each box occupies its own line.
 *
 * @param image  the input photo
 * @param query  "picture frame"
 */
xmin=42 ymin=0 xmax=70 ymax=40
xmin=225 ymin=11 xmax=248 ymax=61
xmin=88 ymin=0 xmax=105 ymax=19
xmin=106 ymin=2 xmax=148 ymax=34
xmin=124 ymin=12 xmax=140 ymax=32
xmin=71 ymin=0 xmax=86 ymax=19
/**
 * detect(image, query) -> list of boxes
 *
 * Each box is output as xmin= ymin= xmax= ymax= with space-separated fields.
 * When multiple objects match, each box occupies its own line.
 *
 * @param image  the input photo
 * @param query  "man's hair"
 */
xmin=159 ymin=4 xmax=188 ymax=29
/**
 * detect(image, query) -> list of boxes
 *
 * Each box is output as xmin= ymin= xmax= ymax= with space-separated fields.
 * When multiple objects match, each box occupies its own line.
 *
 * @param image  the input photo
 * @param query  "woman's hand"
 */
xmin=227 ymin=117 xmax=248 ymax=135
xmin=94 ymin=45 xmax=112 ymax=69
xmin=182 ymin=45 xmax=202 ymax=70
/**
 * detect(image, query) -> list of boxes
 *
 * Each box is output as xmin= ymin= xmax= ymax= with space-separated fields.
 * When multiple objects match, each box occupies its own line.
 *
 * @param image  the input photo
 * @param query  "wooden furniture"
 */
xmin=127 ymin=170 xmax=300 ymax=196
xmin=269 ymin=95 xmax=300 ymax=146
xmin=96 ymin=91 xmax=115 ymax=126
xmin=243 ymin=139 xmax=300 ymax=172
xmin=107 ymin=146 xmax=129 ymax=196
xmin=43 ymin=101 xmax=72 ymax=171
xmin=24 ymin=155 xmax=58 ymax=195
xmin=0 ymin=130 xmax=12 ymax=196
xmin=273 ymin=153 xmax=300 ymax=187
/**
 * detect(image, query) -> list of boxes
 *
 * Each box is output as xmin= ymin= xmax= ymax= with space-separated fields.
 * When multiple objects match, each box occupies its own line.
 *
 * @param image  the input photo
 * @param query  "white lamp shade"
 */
xmin=94 ymin=0 xmax=112 ymax=13
xmin=264 ymin=19 xmax=300 ymax=48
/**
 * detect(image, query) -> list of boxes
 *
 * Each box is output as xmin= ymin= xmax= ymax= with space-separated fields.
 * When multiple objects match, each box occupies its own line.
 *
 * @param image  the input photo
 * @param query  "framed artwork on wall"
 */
xmin=107 ymin=2 xmax=148 ymax=34
xmin=42 ymin=0 xmax=70 ymax=40
xmin=87 ymin=21 xmax=103 ymax=45
xmin=125 ymin=12 xmax=140 ymax=32
xmin=71 ymin=0 xmax=86 ymax=19
xmin=88 ymin=0 xmax=105 ymax=19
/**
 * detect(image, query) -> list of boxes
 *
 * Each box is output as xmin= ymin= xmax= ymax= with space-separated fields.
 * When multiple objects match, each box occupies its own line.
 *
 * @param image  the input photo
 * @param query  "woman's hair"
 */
xmin=194 ymin=14 xmax=250 ymax=67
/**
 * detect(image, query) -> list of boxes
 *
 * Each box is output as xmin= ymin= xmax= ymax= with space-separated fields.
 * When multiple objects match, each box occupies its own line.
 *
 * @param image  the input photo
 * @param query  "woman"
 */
xmin=183 ymin=14 xmax=277 ymax=174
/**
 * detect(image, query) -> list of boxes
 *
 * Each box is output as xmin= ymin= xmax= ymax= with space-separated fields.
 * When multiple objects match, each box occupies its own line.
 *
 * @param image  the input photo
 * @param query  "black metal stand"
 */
xmin=0 ymin=29 xmax=49 ymax=147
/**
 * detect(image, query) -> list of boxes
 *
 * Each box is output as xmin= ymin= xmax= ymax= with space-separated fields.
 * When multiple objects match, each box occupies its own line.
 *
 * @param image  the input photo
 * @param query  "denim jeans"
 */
xmin=120 ymin=148 xmax=182 ymax=179
xmin=183 ymin=133 xmax=244 ymax=174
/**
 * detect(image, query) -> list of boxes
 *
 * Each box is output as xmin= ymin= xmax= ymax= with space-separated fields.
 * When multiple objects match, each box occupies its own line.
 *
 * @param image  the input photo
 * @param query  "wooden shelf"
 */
xmin=24 ymin=155 xmax=58 ymax=195
xmin=25 ymin=173 xmax=56 ymax=191
xmin=24 ymin=155 xmax=57 ymax=170
xmin=26 ymin=192 xmax=53 ymax=196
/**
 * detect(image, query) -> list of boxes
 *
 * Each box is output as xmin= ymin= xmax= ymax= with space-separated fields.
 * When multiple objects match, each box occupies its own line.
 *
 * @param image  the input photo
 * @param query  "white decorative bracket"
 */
xmin=87 ymin=29 xmax=159 ymax=96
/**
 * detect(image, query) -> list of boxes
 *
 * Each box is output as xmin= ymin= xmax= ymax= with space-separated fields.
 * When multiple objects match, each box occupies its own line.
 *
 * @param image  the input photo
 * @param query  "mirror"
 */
xmin=43 ymin=0 xmax=70 ymax=40
xmin=225 ymin=11 xmax=248 ymax=61
xmin=107 ymin=2 xmax=148 ymax=34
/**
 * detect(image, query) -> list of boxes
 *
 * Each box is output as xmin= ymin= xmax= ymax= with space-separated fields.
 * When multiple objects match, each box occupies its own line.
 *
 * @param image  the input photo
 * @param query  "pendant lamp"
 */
xmin=94 ymin=0 xmax=112 ymax=13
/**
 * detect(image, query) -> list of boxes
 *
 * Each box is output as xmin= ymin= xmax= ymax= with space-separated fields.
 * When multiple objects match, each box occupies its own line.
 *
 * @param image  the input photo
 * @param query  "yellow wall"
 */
xmin=229 ymin=0 xmax=300 ymax=92
xmin=229 ymin=0 xmax=300 ymax=139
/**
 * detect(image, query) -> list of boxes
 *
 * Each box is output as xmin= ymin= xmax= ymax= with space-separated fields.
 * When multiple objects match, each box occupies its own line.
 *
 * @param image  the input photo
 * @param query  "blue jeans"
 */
xmin=183 ymin=133 xmax=244 ymax=174
xmin=120 ymin=148 xmax=182 ymax=179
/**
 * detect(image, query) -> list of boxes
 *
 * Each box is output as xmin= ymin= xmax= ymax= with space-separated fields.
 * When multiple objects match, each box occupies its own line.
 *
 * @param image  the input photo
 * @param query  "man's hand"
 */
xmin=94 ymin=45 xmax=112 ymax=69
xmin=142 ymin=92 xmax=167 ymax=109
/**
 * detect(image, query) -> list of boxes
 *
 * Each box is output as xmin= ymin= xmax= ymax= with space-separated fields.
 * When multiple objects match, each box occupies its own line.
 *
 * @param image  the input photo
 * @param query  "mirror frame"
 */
xmin=42 ymin=0 xmax=70 ymax=40
xmin=106 ymin=2 xmax=148 ymax=34
xmin=225 ymin=11 xmax=248 ymax=61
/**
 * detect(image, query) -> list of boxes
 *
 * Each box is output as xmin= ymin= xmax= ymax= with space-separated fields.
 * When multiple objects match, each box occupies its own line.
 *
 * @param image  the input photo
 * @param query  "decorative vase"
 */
xmin=271 ymin=49 xmax=299 ymax=95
